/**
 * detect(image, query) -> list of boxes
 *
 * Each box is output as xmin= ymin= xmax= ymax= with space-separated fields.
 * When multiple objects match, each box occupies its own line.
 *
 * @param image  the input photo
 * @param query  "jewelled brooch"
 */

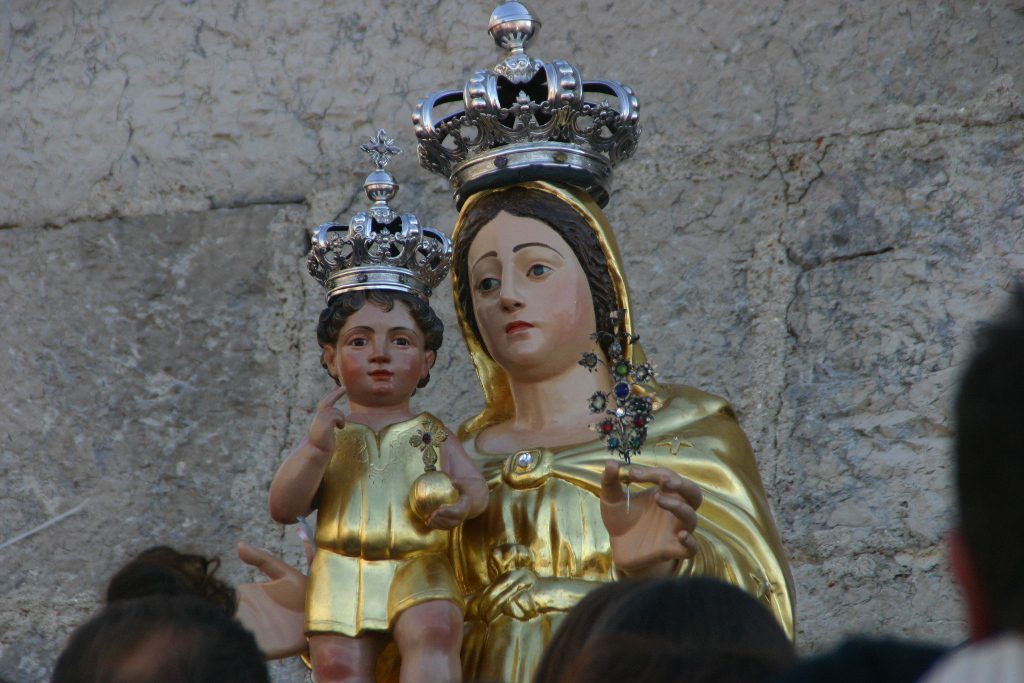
xmin=579 ymin=310 xmax=656 ymax=464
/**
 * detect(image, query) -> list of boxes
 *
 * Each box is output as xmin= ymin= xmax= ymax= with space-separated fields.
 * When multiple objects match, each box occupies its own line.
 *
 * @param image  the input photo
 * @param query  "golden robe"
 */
xmin=449 ymin=182 xmax=795 ymax=683
xmin=307 ymin=413 xmax=463 ymax=636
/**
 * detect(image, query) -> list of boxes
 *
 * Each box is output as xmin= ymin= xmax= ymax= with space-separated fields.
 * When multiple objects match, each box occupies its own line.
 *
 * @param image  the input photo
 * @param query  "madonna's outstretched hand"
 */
xmin=235 ymin=542 xmax=308 ymax=659
xmin=600 ymin=460 xmax=703 ymax=578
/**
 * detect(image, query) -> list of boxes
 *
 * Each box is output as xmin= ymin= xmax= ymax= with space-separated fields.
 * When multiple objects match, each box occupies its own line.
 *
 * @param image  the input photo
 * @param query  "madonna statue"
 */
xmin=413 ymin=4 xmax=795 ymax=682
xmin=443 ymin=182 xmax=793 ymax=683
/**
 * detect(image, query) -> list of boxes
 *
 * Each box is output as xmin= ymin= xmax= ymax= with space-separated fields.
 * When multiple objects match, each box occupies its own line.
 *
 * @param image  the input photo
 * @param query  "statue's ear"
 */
xmin=423 ymin=349 xmax=437 ymax=377
xmin=321 ymin=344 xmax=338 ymax=382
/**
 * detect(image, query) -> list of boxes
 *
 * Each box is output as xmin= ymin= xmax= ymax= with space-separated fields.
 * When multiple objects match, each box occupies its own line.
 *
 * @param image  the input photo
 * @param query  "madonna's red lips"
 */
xmin=368 ymin=370 xmax=394 ymax=378
xmin=505 ymin=321 xmax=534 ymax=334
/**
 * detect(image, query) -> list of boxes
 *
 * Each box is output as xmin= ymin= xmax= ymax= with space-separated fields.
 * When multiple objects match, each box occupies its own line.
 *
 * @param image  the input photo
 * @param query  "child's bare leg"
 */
xmin=309 ymin=632 xmax=385 ymax=683
xmin=392 ymin=600 xmax=463 ymax=683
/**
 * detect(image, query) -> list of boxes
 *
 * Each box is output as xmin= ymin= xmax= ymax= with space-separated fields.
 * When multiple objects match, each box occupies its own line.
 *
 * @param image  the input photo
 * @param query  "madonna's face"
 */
xmin=467 ymin=211 xmax=598 ymax=381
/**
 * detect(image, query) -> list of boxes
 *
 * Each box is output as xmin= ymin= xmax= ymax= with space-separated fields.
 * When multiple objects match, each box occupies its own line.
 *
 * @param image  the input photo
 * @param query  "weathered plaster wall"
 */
xmin=2 ymin=0 xmax=1023 ymax=680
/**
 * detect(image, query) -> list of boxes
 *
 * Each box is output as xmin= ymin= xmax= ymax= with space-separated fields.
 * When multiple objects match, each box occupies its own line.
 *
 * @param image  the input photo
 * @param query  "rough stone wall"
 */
xmin=2 ymin=0 xmax=1023 ymax=680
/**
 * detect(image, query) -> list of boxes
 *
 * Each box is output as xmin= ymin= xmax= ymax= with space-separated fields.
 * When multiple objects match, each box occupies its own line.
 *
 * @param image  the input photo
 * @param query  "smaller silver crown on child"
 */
xmin=307 ymin=130 xmax=453 ymax=302
xmin=414 ymin=1 xmax=641 ymax=208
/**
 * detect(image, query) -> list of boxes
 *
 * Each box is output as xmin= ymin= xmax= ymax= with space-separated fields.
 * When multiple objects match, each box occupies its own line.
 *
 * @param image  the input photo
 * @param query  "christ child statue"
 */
xmin=267 ymin=131 xmax=488 ymax=683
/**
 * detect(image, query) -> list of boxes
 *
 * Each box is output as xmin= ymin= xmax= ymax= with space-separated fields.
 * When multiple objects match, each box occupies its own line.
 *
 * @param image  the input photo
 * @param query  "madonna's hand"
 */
xmin=600 ymin=461 xmax=702 ymax=577
xmin=235 ymin=542 xmax=308 ymax=659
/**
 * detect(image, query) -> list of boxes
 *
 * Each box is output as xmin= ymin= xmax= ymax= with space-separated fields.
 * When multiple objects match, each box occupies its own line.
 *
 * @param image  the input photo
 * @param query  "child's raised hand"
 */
xmin=309 ymin=384 xmax=347 ymax=454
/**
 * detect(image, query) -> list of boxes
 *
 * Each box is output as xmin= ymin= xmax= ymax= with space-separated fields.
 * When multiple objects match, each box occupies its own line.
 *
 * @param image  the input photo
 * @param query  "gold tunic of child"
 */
xmin=306 ymin=412 xmax=463 ymax=636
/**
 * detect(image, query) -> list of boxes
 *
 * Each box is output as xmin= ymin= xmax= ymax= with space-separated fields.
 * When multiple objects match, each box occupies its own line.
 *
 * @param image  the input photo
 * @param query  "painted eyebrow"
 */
xmin=471 ymin=250 xmax=498 ymax=270
xmin=513 ymin=242 xmax=563 ymax=257
xmin=343 ymin=326 xmax=421 ymax=338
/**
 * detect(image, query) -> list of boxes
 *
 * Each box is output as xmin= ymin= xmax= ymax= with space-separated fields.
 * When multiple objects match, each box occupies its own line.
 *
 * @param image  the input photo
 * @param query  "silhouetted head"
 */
xmin=52 ymin=596 xmax=269 ymax=683
xmin=953 ymin=284 xmax=1024 ymax=636
xmin=533 ymin=580 xmax=641 ymax=683
xmin=105 ymin=546 xmax=236 ymax=616
xmin=557 ymin=577 xmax=795 ymax=683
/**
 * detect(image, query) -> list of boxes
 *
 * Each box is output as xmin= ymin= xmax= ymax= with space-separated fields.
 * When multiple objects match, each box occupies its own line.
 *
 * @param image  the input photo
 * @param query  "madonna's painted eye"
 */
xmin=348 ymin=337 xmax=368 ymax=347
xmin=393 ymin=337 xmax=411 ymax=347
xmin=527 ymin=264 xmax=552 ymax=277
xmin=477 ymin=277 xmax=500 ymax=293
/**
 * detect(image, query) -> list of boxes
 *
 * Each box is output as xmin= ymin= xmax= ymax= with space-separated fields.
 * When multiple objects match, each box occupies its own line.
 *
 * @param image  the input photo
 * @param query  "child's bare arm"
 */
xmin=268 ymin=385 xmax=346 ymax=524
xmin=425 ymin=429 xmax=489 ymax=530
xmin=444 ymin=433 xmax=489 ymax=517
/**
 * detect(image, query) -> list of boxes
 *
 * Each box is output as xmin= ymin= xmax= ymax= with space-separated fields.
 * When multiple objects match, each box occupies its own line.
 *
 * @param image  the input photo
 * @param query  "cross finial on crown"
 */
xmin=361 ymin=129 xmax=401 ymax=169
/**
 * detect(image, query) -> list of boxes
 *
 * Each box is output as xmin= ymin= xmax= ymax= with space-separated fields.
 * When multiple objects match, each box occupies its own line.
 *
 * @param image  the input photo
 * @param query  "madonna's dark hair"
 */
xmin=453 ymin=186 xmax=618 ymax=358
xmin=315 ymin=289 xmax=443 ymax=389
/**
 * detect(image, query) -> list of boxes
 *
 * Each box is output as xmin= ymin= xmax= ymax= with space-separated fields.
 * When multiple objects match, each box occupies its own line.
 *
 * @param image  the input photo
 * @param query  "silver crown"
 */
xmin=308 ymin=130 xmax=452 ymax=302
xmin=413 ymin=1 xmax=640 ymax=208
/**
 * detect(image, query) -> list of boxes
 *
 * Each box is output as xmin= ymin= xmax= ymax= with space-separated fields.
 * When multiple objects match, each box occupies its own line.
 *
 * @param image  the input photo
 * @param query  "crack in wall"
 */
xmin=11 ymin=108 xmax=1022 ymax=232
xmin=777 ymin=107 xmax=1024 ymax=148
xmin=771 ymin=225 xmax=798 ymax=496
xmin=0 ymin=198 xmax=308 ymax=234
xmin=786 ymin=244 xmax=900 ymax=272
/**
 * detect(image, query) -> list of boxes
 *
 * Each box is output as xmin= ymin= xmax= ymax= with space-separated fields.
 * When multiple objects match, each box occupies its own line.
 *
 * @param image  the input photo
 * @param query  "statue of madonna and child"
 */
xmin=235 ymin=3 xmax=795 ymax=682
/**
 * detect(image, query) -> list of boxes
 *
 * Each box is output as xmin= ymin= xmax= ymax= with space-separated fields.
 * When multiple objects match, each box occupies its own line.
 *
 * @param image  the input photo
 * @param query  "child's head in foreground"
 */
xmin=316 ymin=290 xmax=444 ymax=405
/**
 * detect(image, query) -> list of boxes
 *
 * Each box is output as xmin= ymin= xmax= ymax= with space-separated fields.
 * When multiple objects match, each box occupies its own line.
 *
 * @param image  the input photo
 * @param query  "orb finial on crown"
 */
xmin=488 ymin=1 xmax=539 ymax=56
xmin=360 ymin=129 xmax=401 ymax=219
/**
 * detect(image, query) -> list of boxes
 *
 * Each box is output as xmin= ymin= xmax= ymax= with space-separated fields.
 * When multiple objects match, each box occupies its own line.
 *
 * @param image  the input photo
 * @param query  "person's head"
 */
xmin=105 ymin=546 xmax=236 ymax=617
xmin=555 ymin=577 xmax=795 ymax=683
xmin=533 ymin=580 xmax=642 ymax=683
xmin=453 ymin=185 xmax=618 ymax=367
xmin=951 ymin=285 xmax=1024 ymax=638
xmin=563 ymin=635 xmax=792 ymax=683
xmin=52 ymin=596 xmax=270 ymax=683
xmin=316 ymin=289 xmax=443 ymax=405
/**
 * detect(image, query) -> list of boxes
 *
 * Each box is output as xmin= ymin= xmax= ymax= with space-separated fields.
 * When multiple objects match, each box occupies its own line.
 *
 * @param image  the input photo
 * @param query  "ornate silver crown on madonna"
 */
xmin=307 ymin=130 xmax=452 ymax=303
xmin=414 ymin=1 xmax=640 ymax=208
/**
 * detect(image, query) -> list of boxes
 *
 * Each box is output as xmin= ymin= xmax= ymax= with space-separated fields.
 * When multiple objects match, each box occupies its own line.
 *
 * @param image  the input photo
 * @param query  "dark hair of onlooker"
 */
xmin=549 ymin=577 xmax=795 ymax=683
xmin=51 ymin=596 xmax=270 ymax=683
xmin=564 ymin=634 xmax=788 ymax=683
xmin=533 ymin=580 xmax=641 ymax=683
xmin=316 ymin=289 xmax=444 ymax=388
xmin=954 ymin=285 xmax=1024 ymax=633
xmin=105 ymin=546 xmax=236 ymax=617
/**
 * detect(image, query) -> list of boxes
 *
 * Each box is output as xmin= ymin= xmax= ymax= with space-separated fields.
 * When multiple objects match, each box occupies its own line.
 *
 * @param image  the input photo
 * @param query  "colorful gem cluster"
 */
xmin=579 ymin=310 xmax=656 ymax=463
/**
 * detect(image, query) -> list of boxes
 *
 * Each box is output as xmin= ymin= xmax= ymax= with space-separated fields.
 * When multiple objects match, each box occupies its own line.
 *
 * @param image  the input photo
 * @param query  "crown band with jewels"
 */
xmin=307 ymin=130 xmax=452 ymax=303
xmin=413 ymin=1 xmax=640 ymax=208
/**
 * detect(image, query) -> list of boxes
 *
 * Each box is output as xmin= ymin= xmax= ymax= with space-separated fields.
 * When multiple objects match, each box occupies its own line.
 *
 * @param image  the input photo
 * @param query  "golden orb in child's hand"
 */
xmin=409 ymin=471 xmax=459 ymax=523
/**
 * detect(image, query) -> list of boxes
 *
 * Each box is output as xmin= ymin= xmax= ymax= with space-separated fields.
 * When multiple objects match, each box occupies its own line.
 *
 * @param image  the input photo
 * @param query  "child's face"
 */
xmin=323 ymin=301 xmax=435 ymax=408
